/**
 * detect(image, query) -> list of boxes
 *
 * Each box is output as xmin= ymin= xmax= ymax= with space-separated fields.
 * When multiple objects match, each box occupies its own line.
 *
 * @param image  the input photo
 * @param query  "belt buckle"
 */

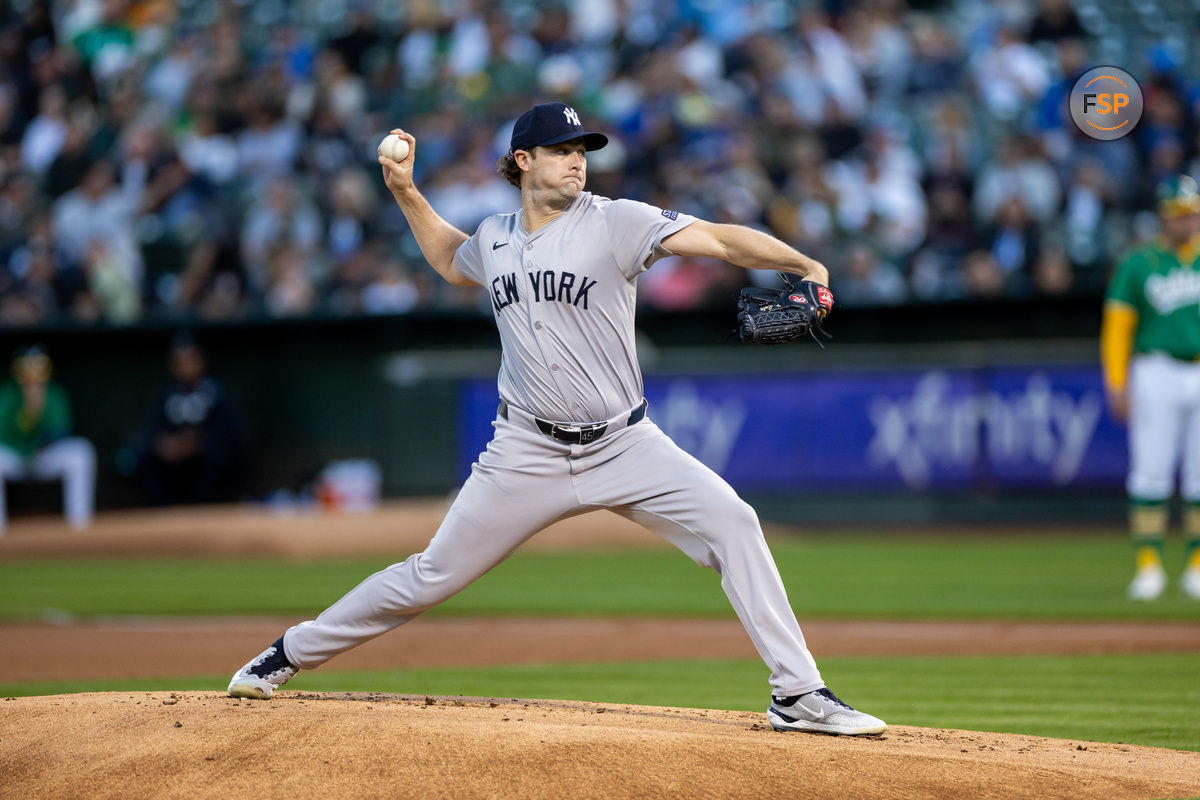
xmin=551 ymin=422 xmax=605 ymax=444
xmin=551 ymin=423 xmax=580 ymax=442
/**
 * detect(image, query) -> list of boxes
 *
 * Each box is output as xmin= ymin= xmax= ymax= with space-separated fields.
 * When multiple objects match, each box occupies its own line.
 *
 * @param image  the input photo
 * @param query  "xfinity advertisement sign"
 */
xmin=459 ymin=365 xmax=1126 ymax=491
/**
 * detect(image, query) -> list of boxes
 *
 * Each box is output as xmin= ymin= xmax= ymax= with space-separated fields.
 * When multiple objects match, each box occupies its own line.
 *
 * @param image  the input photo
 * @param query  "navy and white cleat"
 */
xmin=767 ymin=687 xmax=887 ymax=736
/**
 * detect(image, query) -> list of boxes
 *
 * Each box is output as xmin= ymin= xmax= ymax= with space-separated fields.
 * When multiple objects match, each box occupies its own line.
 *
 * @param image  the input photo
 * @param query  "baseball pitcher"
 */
xmin=1102 ymin=175 xmax=1200 ymax=601
xmin=228 ymin=103 xmax=886 ymax=735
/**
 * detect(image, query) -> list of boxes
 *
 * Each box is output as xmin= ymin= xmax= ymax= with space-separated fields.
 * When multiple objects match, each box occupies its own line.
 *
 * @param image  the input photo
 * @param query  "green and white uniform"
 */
xmin=0 ymin=380 xmax=96 ymax=532
xmin=1105 ymin=241 xmax=1200 ymax=502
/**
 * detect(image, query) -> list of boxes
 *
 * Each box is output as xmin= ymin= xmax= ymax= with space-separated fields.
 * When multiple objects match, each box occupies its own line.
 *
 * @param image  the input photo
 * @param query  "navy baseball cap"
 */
xmin=509 ymin=103 xmax=608 ymax=153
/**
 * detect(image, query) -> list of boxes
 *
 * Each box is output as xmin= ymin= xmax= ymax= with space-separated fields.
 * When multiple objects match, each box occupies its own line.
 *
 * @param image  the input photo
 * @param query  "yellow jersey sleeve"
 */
xmin=1100 ymin=300 xmax=1138 ymax=392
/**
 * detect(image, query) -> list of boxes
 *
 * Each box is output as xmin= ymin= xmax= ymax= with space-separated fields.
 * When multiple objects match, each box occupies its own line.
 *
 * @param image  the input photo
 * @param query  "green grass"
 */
xmin=1 ymin=534 xmax=1198 ymax=621
xmin=3 ymin=653 xmax=1197 ymax=751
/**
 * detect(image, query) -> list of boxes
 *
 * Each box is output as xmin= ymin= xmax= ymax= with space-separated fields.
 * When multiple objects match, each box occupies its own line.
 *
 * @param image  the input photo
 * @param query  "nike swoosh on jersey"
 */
xmin=493 ymin=242 xmax=509 ymax=250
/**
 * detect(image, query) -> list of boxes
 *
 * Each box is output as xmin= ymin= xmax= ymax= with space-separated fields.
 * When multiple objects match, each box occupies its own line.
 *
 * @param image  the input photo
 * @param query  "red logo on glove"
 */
xmin=789 ymin=294 xmax=806 ymax=304
xmin=816 ymin=287 xmax=833 ymax=309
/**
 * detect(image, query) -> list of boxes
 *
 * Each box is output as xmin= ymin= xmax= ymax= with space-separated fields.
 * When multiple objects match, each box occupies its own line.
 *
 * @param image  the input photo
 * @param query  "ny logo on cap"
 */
xmin=563 ymin=106 xmax=581 ymax=127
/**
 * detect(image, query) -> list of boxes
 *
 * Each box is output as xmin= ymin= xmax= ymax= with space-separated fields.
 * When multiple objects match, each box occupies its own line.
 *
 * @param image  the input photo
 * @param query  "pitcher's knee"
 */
xmin=377 ymin=554 xmax=467 ymax=612
xmin=690 ymin=500 xmax=767 ymax=567
xmin=714 ymin=499 xmax=763 ymax=537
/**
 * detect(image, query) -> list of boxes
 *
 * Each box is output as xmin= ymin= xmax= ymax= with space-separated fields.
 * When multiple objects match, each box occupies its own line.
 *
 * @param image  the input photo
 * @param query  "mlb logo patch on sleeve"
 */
xmin=661 ymin=209 xmax=679 ymax=220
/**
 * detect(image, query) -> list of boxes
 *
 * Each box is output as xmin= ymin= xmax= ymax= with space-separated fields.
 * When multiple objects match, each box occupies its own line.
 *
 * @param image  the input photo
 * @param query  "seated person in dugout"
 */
xmin=0 ymin=343 xmax=95 ymax=532
xmin=136 ymin=331 xmax=245 ymax=506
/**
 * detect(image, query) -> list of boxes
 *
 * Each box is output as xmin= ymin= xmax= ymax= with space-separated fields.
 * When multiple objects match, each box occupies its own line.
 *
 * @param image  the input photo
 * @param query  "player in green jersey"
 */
xmin=1101 ymin=175 xmax=1200 ymax=600
xmin=0 ymin=344 xmax=95 ymax=532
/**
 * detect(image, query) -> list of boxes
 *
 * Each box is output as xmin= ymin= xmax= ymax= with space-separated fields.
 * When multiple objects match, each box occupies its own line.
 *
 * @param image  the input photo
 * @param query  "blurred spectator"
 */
xmin=1062 ymin=159 xmax=1116 ymax=268
xmin=264 ymin=243 xmax=318 ymax=317
xmin=240 ymin=177 xmax=322 ymax=290
xmin=136 ymin=332 xmax=244 ymax=506
xmin=330 ymin=9 xmax=381 ymax=75
xmin=983 ymin=197 xmax=1040 ymax=287
xmin=2 ymin=212 xmax=71 ymax=325
xmin=1135 ymin=77 xmax=1193 ymax=209
xmin=844 ymin=1 xmax=912 ymax=98
xmin=905 ymin=15 xmax=964 ymax=97
xmin=793 ymin=9 xmax=869 ymax=123
xmin=68 ymin=0 xmax=136 ymax=85
xmin=324 ymin=247 xmax=375 ymax=315
xmin=1025 ymin=0 xmax=1085 ymax=43
xmin=325 ymin=167 xmax=379 ymax=265
xmin=909 ymin=175 xmax=975 ymax=301
xmin=19 ymin=82 xmax=68 ymax=174
xmin=79 ymin=237 xmax=140 ymax=323
xmin=50 ymin=158 xmax=144 ymax=294
xmin=235 ymin=93 xmax=304 ymax=193
xmin=974 ymin=136 xmax=1060 ymax=225
xmin=962 ymin=249 xmax=1008 ymax=298
xmin=639 ymin=254 xmax=741 ymax=311
xmin=831 ymin=145 xmax=927 ymax=258
xmin=0 ymin=343 xmax=95 ymax=531
xmin=178 ymin=110 xmax=239 ymax=189
xmin=916 ymin=98 xmax=979 ymax=174
xmin=1033 ymin=37 xmax=1090 ymax=141
xmin=145 ymin=32 xmax=199 ymax=112
xmin=971 ymin=25 xmax=1051 ymax=121
xmin=1031 ymin=246 xmax=1074 ymax=296
xmin=713 ymin=135 xmax=777 ymax=225
xmin=425 ymin=157 xmax=521 ymax=232
xmin=835 ymin=244 xmax=908 ymax=307
xmin=172 ymin=233 xmax=249 ymax=318
xmin=0 ymin=79 xmax=26 ymax=150
xmin=42 ymin=100 xmax=100 ymax=199
xmin=1136 ymin=77 xmax=1191 ymax=175
xmin=300 ymin=101 xmax=357 ymax=180
xmin=314 ymin=48 xmax=368 ymax=127
xmin=0 ymin=172 xmax=40 ymax=256
xmin=361 ymin=257 xmax=422 ymax=315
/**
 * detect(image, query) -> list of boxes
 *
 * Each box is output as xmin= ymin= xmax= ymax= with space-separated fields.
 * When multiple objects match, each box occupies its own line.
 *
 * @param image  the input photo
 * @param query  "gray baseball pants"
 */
xmin=283 ymin=407 xmax=825 ymax=696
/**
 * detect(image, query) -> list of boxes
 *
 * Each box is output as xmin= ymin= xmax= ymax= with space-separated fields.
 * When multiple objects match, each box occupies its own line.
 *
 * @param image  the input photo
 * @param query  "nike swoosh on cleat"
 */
xmin=798 ymin=702 xmax=827 ymax=719
xmin=778 ymin=701 xmax=826 ymax=720
xmin=493 ymin=242 xmax=508 ymax=250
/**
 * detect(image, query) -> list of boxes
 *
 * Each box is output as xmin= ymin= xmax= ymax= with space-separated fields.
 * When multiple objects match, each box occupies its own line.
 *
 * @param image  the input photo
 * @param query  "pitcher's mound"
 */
xmin=3 ymin=692 xmax=1197 ymax=799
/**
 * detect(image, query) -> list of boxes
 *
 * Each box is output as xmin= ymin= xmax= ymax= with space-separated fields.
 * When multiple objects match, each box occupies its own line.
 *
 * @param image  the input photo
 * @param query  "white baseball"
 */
xmin=378 ymin=134 xmax=410 ymax=162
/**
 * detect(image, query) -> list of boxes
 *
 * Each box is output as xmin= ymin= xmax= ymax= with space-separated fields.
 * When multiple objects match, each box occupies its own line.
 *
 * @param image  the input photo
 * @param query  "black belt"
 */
xmin=499 ymin=399 xmax=648 ymax=444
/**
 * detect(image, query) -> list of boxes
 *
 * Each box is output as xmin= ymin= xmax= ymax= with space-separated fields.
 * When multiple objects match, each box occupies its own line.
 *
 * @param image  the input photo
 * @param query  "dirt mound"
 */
xmin=2 ymin=692 xmax=1196 ymax=800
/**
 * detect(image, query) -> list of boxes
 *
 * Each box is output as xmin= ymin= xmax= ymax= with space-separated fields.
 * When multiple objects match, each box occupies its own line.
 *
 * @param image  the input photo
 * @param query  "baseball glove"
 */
xmin=736 ymin=274 xmax=834 ymax=346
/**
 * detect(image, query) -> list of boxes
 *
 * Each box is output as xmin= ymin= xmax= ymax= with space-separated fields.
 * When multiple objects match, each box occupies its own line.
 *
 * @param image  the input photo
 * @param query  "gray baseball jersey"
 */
xmin=280 ymin=190 xmax=826 ymax=698
xmin=453 ymin=192 xmax=696 ymax=423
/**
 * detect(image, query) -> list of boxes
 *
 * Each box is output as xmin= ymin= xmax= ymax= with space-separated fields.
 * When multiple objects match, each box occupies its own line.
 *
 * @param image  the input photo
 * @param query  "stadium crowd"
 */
xmin=0 ymin=0 xmax=1197 ymax=327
